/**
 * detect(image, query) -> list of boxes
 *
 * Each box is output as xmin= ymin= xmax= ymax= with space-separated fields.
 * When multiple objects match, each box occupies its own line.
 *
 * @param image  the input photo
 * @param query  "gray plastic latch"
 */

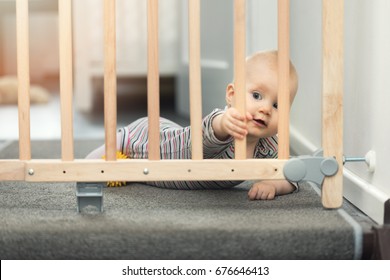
xmin=76 ymin=182 xmax=103 ymax=212
xmin=284 ymin=156 xmax=339 ymax=187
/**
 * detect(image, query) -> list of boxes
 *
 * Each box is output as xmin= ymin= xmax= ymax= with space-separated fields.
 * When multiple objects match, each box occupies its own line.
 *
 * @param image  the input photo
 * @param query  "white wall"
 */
xmin=176 ymin=0 xmax=234 ymax=117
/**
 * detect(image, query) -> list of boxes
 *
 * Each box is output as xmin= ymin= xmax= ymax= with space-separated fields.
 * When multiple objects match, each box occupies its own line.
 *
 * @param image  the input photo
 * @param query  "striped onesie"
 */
xmin=118 ymin=108 xmax=278 ymax=189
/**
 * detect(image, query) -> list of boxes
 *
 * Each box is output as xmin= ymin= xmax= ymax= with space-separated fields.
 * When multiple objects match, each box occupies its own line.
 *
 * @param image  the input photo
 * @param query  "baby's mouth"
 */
xmin=254 ymin=118 xmax=267 ymax=127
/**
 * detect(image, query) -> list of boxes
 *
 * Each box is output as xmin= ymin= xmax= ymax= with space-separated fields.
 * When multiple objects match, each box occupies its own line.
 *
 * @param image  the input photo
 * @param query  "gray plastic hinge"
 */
xmin=76 ymin=182 xmax=104 ymax=212
xmin=284 ymin=156 xmax=339 ymax=187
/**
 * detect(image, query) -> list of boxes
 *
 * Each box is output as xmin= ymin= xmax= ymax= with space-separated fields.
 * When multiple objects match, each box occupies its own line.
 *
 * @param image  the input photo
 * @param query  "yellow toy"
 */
xmin=103 ymin=151 xmax=128 ymax=187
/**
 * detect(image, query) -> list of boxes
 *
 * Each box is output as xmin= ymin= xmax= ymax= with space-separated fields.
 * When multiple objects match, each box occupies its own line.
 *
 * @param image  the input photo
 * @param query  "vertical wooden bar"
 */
xmin=16 ymin=0 xmax=31 ymax=160
xmin=59 ymin=0 xmax=74 ymax=161
xmin=104 ymin=0 xmax=117 ymax=161
xmin=322 ymin=0 xmax=344 ymax=208
xmin=233 ymin=0 xmax=246 ymax=159
xmin=147 ymin=0 xmax=160 ymax=160
xmin=277 ymin=0 xmax=290 ymax=159
xmin=188 ymin=0 xmax=203 ymax=160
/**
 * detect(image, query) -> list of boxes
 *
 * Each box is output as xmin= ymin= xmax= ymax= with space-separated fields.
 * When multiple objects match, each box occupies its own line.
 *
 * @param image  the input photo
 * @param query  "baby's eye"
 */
xmin=273 ymin=103 xmax=278 ymax=109
xmin=252 ymin=91 xmax=262 ymax=100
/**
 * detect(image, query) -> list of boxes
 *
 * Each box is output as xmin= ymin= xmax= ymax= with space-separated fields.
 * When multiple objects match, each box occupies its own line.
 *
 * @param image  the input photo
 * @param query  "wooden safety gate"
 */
xmin=0 ymin=0 xmax=344 ymax=209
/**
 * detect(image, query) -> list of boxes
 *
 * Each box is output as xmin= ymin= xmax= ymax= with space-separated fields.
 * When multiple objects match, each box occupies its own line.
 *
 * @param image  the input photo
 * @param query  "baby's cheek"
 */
xmin=269 ymin=122 xmax=278 ymax=134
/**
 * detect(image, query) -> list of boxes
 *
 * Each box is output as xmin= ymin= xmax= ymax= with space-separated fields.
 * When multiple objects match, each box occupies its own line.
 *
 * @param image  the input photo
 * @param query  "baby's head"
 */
xmin=245 ymin=50 xmax=298 ymax=104
xmin=226 ymin=50 xmax=299 ymax=139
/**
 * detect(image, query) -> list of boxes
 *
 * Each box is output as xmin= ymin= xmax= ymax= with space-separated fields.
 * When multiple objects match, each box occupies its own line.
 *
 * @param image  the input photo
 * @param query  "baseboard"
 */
xmin=290 ymin=126 xmax=319 ymax=156
xmin=343 ymin=169 xmax=389 ymax=225
xmin=290 ymin=125 xmax=389 ymax=225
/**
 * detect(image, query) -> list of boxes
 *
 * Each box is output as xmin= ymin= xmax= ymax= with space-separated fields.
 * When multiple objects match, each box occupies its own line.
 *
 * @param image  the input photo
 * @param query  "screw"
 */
xmin=28 ymin=169 xmax=34 ymax=176
xmin=143 ymin=168 xmax=149 ymax=175
xmin=343 ymin=156 xmax=365 ymax=164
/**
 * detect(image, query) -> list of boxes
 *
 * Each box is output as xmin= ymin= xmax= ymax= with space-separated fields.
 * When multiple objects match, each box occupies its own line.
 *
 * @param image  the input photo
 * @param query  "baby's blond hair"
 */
xmin=246 ymin=50 xmax=298 ymax=100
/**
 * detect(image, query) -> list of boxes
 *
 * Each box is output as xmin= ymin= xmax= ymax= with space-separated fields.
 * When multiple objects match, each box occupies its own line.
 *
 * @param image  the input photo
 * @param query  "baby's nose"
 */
xmin=259 ymin=101 xmax=272 ymax=115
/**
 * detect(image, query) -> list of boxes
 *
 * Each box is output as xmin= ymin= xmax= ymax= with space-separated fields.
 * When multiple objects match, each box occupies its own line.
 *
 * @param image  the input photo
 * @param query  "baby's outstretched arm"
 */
xmin=85 ymin=144 xmax=106 ymax=159
xmin=85 ymin=129 xmax=124 ymax=159
xmin=212 ymin=107 xmax=252 ymax=140
xmin=248 ymin=180 xmax=295 ymax=200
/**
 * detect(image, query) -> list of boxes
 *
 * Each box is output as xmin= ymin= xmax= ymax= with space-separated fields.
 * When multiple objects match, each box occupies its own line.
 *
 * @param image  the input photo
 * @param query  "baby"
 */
xmin=86 ymin=50 xmax=299 ymax=200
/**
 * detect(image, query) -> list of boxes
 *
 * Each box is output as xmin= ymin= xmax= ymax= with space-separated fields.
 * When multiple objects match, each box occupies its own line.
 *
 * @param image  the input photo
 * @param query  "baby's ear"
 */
xmin=225 ymin=83 xmax=235 ymax=106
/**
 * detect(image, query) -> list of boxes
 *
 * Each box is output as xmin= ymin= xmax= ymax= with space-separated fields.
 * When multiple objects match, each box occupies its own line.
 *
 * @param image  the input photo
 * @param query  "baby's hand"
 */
xmin=220 ymin=108 xmax=252 ymax=139
xmin=248 ymin=181 xmax=277 ymax=200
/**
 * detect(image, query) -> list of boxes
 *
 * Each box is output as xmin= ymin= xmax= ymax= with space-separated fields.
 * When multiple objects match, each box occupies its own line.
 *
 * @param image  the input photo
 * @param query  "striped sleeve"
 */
xmin=120 ymin=117 xmax=192 ymax=160
xmin=202 ymin=108 xmax=234 ymax=159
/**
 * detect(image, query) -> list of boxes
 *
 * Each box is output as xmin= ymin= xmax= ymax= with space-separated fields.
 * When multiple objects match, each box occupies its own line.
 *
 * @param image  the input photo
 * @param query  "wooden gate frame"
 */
xmin=0 ymin=0 xmax=343 ymax=209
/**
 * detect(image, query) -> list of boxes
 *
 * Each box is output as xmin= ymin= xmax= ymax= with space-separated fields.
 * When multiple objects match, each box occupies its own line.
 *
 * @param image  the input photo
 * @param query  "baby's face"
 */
xmin=245 ymin=62 xmax=280 ymax=141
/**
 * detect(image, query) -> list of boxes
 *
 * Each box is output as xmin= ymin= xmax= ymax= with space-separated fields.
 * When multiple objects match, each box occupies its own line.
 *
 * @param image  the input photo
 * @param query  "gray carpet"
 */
xmin=0 ymin=140 xmax=362 ymax=259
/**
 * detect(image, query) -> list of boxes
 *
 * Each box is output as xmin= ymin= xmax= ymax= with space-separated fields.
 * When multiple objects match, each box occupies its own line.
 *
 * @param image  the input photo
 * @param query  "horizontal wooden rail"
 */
xmin=0 ymin=161 xmax=25 ymax=181
xmin=0 ymin=159 xmax=287 ymax=182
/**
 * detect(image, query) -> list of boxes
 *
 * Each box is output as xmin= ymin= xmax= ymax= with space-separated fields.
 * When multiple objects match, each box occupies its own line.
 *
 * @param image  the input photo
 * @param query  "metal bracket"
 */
xmin=284 ymin=156 xmax=339 ymax=187
xmin=76 ymin=182 xmax=104 ymax=212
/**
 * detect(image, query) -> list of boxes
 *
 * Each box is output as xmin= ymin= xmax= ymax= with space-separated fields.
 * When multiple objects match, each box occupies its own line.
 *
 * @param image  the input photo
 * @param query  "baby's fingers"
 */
xmin=230 ymin=127 xmax=247 ymax=139
xmin=227 ymin=108 xmax=245 ymax=121
xmin=246 ymin=112 xmax=253 ymax=121
xmin=226 ymin=118 xmax=247 ymax=138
